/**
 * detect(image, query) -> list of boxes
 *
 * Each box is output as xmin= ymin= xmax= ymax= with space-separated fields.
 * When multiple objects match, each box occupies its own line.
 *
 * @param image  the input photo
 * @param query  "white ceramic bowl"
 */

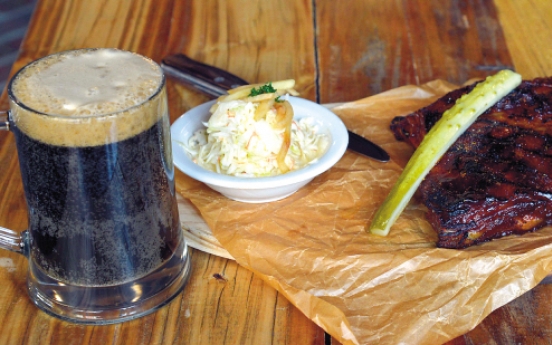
xmin=170 ymin=96 xmax=348 ymax=203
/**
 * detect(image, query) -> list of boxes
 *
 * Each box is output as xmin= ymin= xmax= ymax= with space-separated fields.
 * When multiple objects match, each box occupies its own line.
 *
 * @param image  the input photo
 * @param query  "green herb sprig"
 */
xmin=249 ymin=82 xmax=277 ymax=97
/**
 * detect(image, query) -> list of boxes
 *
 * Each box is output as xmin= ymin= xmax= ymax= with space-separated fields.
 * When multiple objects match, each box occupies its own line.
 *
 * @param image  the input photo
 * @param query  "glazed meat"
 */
xmin=391 ymin=77 xmax=552 ymax=248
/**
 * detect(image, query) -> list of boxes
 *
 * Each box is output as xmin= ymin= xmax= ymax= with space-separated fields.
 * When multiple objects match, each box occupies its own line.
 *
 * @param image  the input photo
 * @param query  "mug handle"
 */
xmin=0 ymin=110 xmax=28 ymax=256
xmin=0 ymin=110 xmax=9 ymax=131
xmin=0 ymin=227 xmax=28 ymax=256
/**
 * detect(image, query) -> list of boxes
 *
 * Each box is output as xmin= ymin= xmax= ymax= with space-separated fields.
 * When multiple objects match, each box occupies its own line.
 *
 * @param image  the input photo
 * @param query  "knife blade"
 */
xmin=161 ymin=53 xmax=390 ymax=162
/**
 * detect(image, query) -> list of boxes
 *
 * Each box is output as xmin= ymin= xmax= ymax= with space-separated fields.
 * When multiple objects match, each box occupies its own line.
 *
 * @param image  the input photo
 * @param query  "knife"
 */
xmin=161 ymin=54 xmax=390 ymax=162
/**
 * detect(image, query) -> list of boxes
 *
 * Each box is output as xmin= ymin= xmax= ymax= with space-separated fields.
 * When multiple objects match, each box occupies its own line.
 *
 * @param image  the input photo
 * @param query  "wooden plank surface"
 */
xmin=316 ymin=0 xmax=514 ymax=103
xmin=316 ymin=2 xmax=539 ymax=344
xmin=495 ymin=0 xmax=552 ymax=79
xmin=0 ymin=0 xmax=552 ymax=344
xmin=0 ymin=0 xmax=326 ymax=344
xmin=0 ymin=0 xmax=36 ymax=91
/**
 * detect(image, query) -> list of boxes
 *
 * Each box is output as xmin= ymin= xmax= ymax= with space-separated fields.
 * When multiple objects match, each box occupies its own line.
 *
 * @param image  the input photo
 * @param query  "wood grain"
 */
xmin=495 ymin=0 xmax=552 ymax=79
xmin=169 ymin=0 xmax=317 ymax=101
xmin=447 ymin=284 xmax=552 ymax=345
xmin=0 ymin=0 xmax=325 ymax=344
xmin=316 ymin=0 xmax=514 ymax=103
xmin=1 ymin=0 xmax=552 ymax=344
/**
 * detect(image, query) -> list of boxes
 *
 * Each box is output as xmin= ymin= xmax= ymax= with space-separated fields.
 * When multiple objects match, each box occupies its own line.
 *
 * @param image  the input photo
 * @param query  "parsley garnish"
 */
xmin=249 ymin=82 xmax=277 ymax=97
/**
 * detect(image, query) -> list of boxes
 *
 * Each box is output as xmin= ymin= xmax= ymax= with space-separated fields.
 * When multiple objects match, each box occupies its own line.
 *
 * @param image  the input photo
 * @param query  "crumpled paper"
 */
xmin=175 ymin=80 xmax=552 ymax=345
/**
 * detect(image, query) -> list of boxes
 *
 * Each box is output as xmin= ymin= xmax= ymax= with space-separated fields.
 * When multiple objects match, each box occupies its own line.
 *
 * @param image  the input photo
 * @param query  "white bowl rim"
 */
xmin=170 ymin=96 xmax=348 ymax=190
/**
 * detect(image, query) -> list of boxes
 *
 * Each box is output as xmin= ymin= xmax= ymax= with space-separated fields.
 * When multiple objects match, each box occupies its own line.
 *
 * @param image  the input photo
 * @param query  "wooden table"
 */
xmin=0 ymin=0 xmax=551 ymax=344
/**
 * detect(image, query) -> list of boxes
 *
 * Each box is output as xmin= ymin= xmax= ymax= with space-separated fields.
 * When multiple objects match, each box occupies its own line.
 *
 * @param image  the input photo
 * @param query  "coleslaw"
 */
xmin=183 ymin=97 xmax=329 ymax=177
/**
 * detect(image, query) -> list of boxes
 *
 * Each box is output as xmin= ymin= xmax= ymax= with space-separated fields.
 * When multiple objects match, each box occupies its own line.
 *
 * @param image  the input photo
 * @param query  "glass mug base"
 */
xmin=27 ymin=239 xmax=191 ymax=325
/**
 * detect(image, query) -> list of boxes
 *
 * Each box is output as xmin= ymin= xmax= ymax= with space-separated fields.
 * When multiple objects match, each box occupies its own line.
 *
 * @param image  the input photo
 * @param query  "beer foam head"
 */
xmin=8 ymin=49 xmax=167 ymax=147
xmin=11 ymin=48 xmax=162 ymax=116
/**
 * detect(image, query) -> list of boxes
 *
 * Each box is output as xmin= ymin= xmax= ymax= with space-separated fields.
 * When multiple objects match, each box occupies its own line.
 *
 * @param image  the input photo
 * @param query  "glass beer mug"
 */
xmin=0 ymin=48 xmax=191 ymax=324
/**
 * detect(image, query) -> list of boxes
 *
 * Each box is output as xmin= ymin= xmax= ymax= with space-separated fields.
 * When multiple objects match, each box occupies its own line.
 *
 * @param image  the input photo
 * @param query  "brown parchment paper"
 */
xmin=175 ymin=80 xmax=552 ymax=345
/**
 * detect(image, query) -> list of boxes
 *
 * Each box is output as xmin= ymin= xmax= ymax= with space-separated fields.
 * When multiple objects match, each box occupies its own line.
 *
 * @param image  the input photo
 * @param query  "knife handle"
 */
xmin=161 ymin=54 xmax=248 ymax=97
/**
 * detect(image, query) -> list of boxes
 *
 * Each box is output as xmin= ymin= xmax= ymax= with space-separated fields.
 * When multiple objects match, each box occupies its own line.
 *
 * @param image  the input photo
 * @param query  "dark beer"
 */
xmin=8 ymin=48 xmax=189 ymax=303
xmin=13 ymin=116 xmax=180 ymax=285
xmin=6 ymin=49 xmax=190 ymax=323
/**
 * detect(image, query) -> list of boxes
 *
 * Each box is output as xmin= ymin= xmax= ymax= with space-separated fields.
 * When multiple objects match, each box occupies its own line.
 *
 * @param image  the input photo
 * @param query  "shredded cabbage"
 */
xmin=183 ymin=99 xmax=329 ymax=177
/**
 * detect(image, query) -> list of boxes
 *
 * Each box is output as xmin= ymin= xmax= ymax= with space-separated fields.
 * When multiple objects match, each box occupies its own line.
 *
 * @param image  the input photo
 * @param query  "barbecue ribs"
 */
xmin=391 ymin=77 xmax=552 ymax=248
